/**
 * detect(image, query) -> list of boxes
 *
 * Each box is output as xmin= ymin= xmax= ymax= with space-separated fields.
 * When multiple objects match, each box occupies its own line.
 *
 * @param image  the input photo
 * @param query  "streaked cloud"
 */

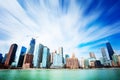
xmin=0 ymin=0 xmax=120 ymax=60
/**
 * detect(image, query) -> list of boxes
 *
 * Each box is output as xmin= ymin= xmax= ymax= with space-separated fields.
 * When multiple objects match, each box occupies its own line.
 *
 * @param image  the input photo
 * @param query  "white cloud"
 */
xmin=0 ymin=0 xmax=120 ymax=61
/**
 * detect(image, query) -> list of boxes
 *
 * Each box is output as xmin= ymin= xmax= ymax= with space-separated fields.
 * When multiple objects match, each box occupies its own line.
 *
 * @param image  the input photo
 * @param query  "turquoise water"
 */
xmin=0 ymin=68 xmax=120 ymax=80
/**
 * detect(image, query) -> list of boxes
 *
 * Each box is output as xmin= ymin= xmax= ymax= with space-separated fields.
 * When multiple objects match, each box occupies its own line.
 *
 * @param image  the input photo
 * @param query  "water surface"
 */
xmin=0 ymin=68 xmax=120 ymax=80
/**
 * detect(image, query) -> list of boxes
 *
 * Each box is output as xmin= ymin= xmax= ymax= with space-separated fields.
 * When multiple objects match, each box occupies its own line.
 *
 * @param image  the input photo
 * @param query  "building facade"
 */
xmin=17 ymin=46 xmax=27 ymax=67
xmin=66 ymin=54 xmax=79 ymax=69
xmin=34 ymin=44 xmax=44 ymax=68
xmin=106 ymin=42 xmax=114 ymax=60
xmin=41 ymin=46 xmax=50 ymax=68
xmin=4 ymin=44 xmax=18 ymax=67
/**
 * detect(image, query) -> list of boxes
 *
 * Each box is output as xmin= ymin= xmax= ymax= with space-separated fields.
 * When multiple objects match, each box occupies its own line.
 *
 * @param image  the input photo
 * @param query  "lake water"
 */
xmin=0 ymin=68 xmax=120 ymax=80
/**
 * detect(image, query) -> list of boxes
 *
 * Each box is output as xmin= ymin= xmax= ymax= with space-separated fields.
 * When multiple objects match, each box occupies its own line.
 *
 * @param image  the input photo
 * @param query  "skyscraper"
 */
xmin=101 ymin=48 xmax=109 ymax=66
xmin=89 ymin=52 xmax=96 ymax=59
xmin=106 ymin=42 xmax=114 ymax=60
xmin=17 ymin=46 xmax=27 ymax=67
xmin=66 ymin=53 xmax=79 ymax=69
xmin=4 ymin=44 xmax=18 ymax=67
xmin=22 ymin=38 xmax=36 ymax=69
xmin=58 ymin=47 xmax=64 ymax=63
xmin=0 ymin=53 xmax=3 ymax=63
xmin=34 ymin=44 xmax=44 ymax=68
xmin=41 ymin=46 xmax=50 ymax=68
xmin=28 ymin=38 xmax=35 ymax=54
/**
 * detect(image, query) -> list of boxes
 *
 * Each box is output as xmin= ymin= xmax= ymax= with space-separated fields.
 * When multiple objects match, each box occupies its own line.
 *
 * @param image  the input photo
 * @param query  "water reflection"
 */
xmin=0 ymin=69 xmax=120 ymax=80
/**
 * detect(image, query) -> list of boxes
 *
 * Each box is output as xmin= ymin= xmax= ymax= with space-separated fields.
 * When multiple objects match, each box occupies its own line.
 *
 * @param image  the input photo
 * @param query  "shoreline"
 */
xmin=0 ymin=68 xmax=120 ymax=70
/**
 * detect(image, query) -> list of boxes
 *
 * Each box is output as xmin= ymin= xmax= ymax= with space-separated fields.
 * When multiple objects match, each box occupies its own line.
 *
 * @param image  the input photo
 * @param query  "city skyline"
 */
xmin=0 ymin=0 xmax=120 ymax=59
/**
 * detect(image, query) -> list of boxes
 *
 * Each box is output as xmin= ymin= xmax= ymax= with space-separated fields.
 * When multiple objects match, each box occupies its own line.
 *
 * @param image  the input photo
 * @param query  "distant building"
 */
xmin=106 ymin=42 xmax=114 ymax=60
xmin=34 ymin=44 xmax=44 ymax=68
xmin=89 ymin=52 xmax=96 ymax=59
xmin=80 ymin=57 xmax=85 ymax=68
xmin=50 ymin=52 xmax=64 ymax=68
xmin=22 ymin=54 xmax=33 ymax=68
xmin=2 ymin=53 xmax=8 ymax=64
xmin=17 ymin=46 xmax=27 ymax=67
xmin=41 ymin=46 xmax=50 ymax=68
xmin=95 ymin=60 xmax=103 ymax=68
xmin=22 ymin=38 xmax=36 ymax=69
xmin=117 ymin=55 xmax=120 ymax=67
xmin=84 ymin=59 xmax=89 ymax=68
xmin=4 ymin=44 xmax=18 ymax=67
xmin=58 ymin=47 xmax=64 ymax=63
xmin=0 ymin=53 xmax=3 ymax=63
xmin=66 ymin=53 xmax=79 ymax=69
xmin=64 ymin=54 xmax=69 ymax=64
xmin=101 ymin=48 xmax=110 ymax=66
xmin=112 ymin=54 xmax=119 ymax=67
xmin=88 ymin=58 xmax=96 ymax=68
xmin=28 ymin=38 xmax=35 ymax=54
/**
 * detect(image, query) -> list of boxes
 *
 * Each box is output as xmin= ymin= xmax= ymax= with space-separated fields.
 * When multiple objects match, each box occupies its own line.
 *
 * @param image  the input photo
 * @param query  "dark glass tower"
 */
xmin=4 ymin=44 xmax=18 ymax=67
xmin=17 ymin=46 xmax=27 ymax=67
xmin=28 ymin=38 xmax=35 ymax=54
xmin=106 ymin=42 xmax=114 ymax=60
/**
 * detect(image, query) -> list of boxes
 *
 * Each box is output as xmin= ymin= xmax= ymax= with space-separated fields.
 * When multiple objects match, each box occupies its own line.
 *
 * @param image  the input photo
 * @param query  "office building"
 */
xmin=89 ymin=52 xmax=96 ymax=59
xmin=17 ymin=46 xmax=27 ymax=67
xmin=106 ymin=42 xmax=114 ymax=60
xmin=2 ymin=53 xmax=7 ymax=64
xmin=66 ymin=53 xmax=79 ymax=69
xmin=58 ymin=47 xmax=64 ymax=63
xmin=22 ymin=54 xmax=33 ymax=68
xmin=22 ymin=38 xmax=36 ymax=69
xmin=50 ymin=52 xmax=63 ymax=68
xmin=112 ymin=54 xmax=118 ymax=67
xmin=80 ymin=57 xmax=85 ymax=68
xmin=34 ymin=44 xmax=44 ymax=68
xmin=4 ymin=44 xmax=18 ymax=67
xmin=101 ymin=48 xmax=110 ymax=66
xmin=0 ymin=53 xmax=3 ymax=63
xmin=28 ymin=38 xmax=35 ymax=54
xmin=41 ymin=46 xmax=50 ymax=68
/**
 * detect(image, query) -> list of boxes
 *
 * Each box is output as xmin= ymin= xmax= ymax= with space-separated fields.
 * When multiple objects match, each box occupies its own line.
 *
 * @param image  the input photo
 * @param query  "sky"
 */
xmin=0 ymin=0 xmax=120 ymax=61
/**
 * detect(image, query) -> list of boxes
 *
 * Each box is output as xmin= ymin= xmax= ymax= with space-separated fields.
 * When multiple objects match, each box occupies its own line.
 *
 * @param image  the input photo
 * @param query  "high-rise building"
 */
xmin=41 ymin=46 xmax=50 ymax=68
xmin=50 ymin=52 xmax=63 ymax=68
xmin=101 ymin=48 xmax=109 ymax=66
xmin=2 ymin=53 xmax=8 ymax=64
xmin=0 ymin=53 xmax=3 ymax=63
xmin=58 ymin=47 xmax=64 ymax=63
xmin=17 ymin=46 xmax=27 ymax=67
xmin=106 ymin=42 xmax=114 ymax=60
xmin=80 ymin=57 xmax=85 ymax=68
xmin=28 ymin=38 xmax=35 ymax=54
xmin=89 ymin=52 xmax=96 ymax=59
xmin=22 ymin=54 xmax=33 ymax=68
xmin=4 ymin=44 xmax=18 ymax=67
xmin=22 ymin=38 xmax=36 ymax=69
xmin=34 ymin=44 xmax=44 ymax=68
xmin=64 ymin=54 xmax=69 ymax=64
xmin=66 ymin=53 xmax=79 ymax=69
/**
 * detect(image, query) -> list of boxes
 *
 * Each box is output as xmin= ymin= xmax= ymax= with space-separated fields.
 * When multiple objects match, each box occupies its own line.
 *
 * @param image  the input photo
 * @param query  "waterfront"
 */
xmin=0 ymin=68 xmax=120 ymax=80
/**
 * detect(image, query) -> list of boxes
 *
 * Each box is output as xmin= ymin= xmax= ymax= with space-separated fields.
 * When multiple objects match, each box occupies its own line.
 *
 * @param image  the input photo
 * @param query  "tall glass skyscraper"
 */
xmin=58 ymin=47 xmax=64 ymax=63
xmin=0 ymin=53 xmax=3 ymax=63
xmin=28 ymin=38 xmax=35 ymax=54
xmin=22 ymin=38 xmax=35 ymax=69
xmin=101 ymin=48 xmax=109 ymax=66
xmin=41 ymin=46 xmax=50 ymax=68
xmin=17 ymin=46 xmax=27 ymax=67
xmin=106 ymin=42 xmax=114 ymax=60
xmin=4 ymin=44 xmax=18 ymax=67
xmin=34 ymin=44 xmax=44 ymax=68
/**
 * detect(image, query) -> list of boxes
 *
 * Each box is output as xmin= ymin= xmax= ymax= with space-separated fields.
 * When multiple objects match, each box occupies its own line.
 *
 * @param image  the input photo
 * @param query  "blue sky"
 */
xmin=0 ymin=0 xmax=120 ymax=60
